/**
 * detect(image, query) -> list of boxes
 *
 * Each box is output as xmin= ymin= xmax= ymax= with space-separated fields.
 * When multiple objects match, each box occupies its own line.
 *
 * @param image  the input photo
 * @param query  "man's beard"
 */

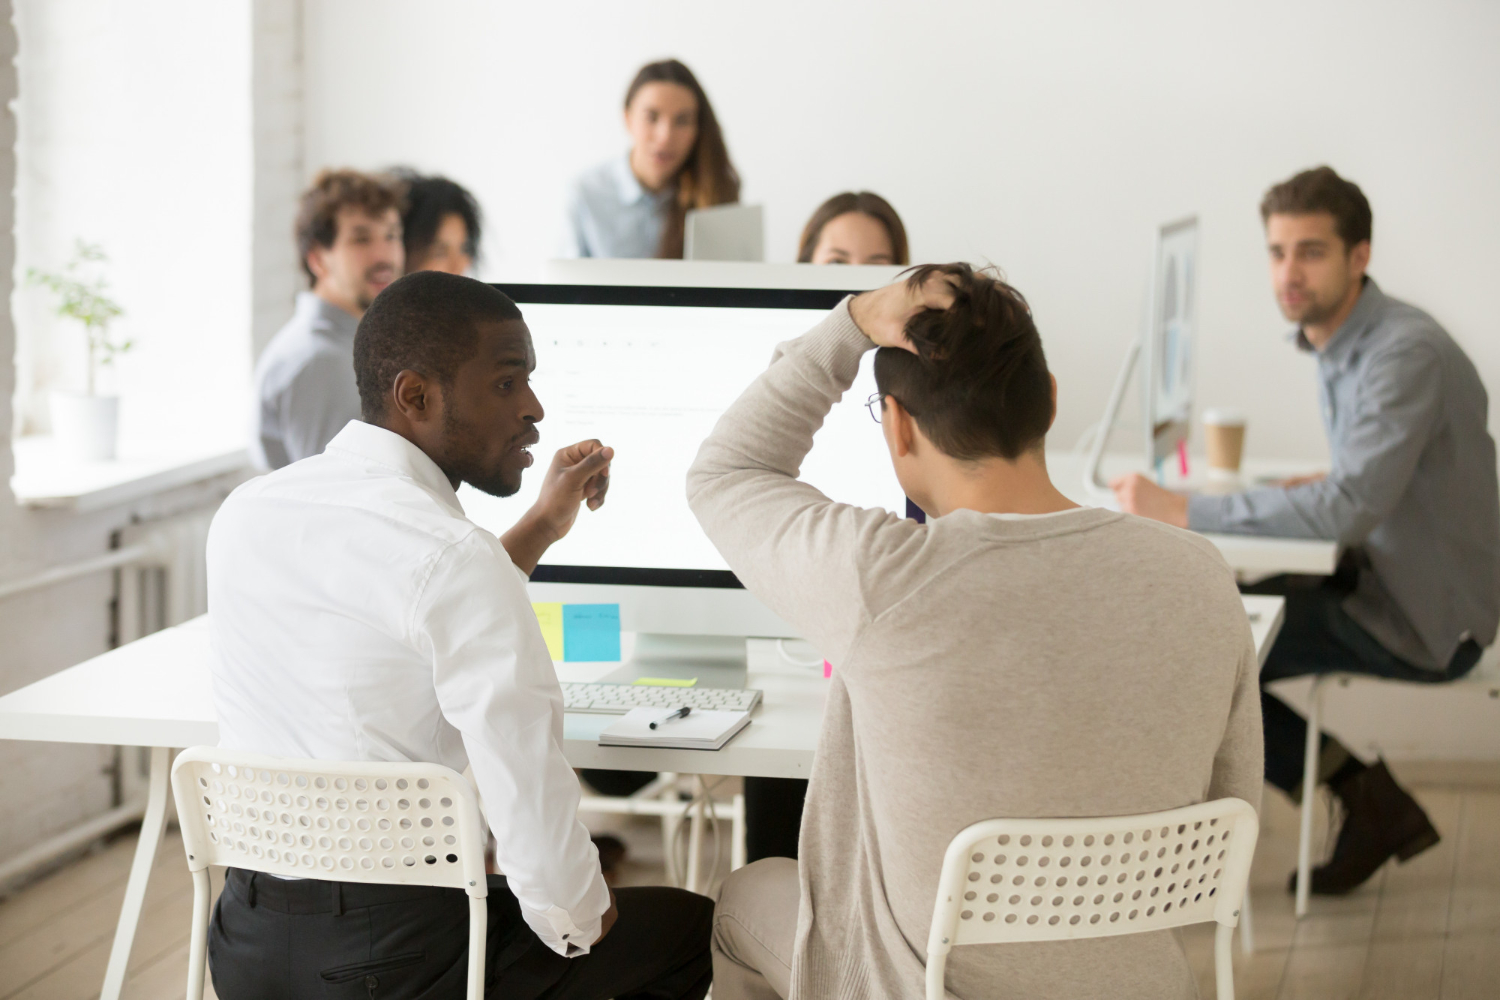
xmin=356 ymin=268 xmax=391 ymax=311
xmin=1287 ymin=294 xmax=1340 ymax=327
xmin=1283 ymin=268 xmax=1355 ymax=327
xmin=439 ymin=406 xmax=522 ymax=498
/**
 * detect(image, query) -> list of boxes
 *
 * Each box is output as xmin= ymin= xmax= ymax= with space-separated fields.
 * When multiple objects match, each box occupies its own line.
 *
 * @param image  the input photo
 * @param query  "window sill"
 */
xmin=9 ymin=435 xmax=252 ymax=513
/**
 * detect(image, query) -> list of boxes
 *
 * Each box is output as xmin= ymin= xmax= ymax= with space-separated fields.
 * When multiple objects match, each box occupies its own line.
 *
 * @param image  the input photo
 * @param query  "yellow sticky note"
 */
xmin=633 ymin=677 xmax=698 ymax=687
xmin=532 ymin=603 xmax=563 ymax=660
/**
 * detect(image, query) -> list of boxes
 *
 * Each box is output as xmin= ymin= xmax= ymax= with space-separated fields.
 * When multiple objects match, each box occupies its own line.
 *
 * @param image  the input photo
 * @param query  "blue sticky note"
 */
xmin=562 ymin=604 xmax=621 ymax=662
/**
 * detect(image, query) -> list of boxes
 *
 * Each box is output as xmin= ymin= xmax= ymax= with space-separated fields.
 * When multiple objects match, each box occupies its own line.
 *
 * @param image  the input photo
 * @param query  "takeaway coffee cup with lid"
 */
xmin=1203 ymin=409 xmax=1247 ymax=478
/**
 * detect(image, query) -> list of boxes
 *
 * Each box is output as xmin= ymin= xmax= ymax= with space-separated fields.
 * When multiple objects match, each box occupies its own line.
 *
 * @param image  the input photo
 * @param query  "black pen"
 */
xmin=650 ymin=707 xmax=692 ymax=729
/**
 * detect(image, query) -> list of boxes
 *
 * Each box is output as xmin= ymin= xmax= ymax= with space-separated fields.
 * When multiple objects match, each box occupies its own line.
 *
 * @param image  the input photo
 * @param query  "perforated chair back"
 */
xmin=925 ymin=797 xmax=1258 ymax=1000
xmin=170 ymin=748 xmax=490 ymax=1000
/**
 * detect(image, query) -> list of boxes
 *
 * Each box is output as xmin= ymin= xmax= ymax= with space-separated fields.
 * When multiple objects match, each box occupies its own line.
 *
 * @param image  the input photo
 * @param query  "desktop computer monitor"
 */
xmin=459 ymin=283 xmax=906 ymax=684
xmin=540 ymin=258 xmax=907 ymax=291
xmin=1084 ymin=215 xmax=1199 ymax=491
xmin=1144 ymin=217 xmax=1198 ymax=469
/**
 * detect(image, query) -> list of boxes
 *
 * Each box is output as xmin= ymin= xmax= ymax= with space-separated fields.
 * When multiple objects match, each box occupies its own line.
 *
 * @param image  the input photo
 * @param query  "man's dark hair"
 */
xmin=873 ymin=263 xmax=1052 ymax=461
xmin=295 ymin=168 xmax=405 ymax=286
xmin=1260 ymin=166 xmax=1372 ymax=249
xmin=390 ymin=168 xmax=483 ymax=268
xmin=354 ymin=271 xmax=522 ymax=421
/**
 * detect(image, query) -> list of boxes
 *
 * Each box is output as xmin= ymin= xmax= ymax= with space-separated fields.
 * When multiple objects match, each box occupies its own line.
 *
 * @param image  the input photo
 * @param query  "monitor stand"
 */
xmin=1083 ymin=338 xmax=1141 ymax=497
xmin=600 ymin=633 xmax=749 ymax=690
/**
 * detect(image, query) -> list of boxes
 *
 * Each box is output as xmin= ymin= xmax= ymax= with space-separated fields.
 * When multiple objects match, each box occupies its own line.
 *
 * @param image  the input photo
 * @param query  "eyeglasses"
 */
xmin=865 ymin=391 xmax=917 ymax=424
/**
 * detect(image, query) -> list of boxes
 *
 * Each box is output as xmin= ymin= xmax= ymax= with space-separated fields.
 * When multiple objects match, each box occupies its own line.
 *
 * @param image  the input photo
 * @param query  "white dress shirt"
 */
xmin=206 ymin=419 xmax=610 ymax=956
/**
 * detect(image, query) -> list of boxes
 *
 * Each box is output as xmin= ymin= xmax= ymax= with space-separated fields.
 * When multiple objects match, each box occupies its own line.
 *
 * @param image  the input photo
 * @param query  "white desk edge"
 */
xmin=0 ymin=599 xmax=1286 ymax=777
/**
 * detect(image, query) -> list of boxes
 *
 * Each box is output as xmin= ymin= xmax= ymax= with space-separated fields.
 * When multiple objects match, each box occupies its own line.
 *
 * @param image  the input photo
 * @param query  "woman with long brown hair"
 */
xmin=563 ymin=59 xmax=740 ymax=259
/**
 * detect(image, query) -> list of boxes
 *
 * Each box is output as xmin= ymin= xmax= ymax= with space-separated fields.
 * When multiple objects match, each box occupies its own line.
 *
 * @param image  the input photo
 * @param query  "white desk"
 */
xmin=0 ymin=596 xmax=1283 ymax=1000
xmin=1047 ymin=451 xmax=1339 ymax=578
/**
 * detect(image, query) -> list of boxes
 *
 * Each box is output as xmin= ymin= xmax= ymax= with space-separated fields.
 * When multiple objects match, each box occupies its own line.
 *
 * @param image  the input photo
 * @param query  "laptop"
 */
xmin=683 ymin=204 xmax=764 ymax=262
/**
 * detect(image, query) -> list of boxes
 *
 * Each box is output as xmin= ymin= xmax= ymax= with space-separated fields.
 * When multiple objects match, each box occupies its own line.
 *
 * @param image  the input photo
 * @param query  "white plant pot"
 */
xmin=50 ymin=391 xmax=120 ymax=461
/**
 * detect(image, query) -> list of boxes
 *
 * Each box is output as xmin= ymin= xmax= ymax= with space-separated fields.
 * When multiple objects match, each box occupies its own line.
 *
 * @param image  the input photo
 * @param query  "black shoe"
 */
xmin=592 ymin=834 xmax=627 ymax=885
xmin=1287 ymin=759 xmax=1440 ymax=896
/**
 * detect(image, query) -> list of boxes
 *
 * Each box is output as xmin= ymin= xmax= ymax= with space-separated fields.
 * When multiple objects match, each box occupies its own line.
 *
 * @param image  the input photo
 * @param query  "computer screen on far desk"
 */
xmin=459 ymin=284 xmax=906 ymax=682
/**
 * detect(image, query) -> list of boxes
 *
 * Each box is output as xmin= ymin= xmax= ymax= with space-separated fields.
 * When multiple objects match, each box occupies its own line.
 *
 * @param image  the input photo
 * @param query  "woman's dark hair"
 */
xmin=873 ymin=263 xmax=1052 ymax=461
xmin=389 ymin=168 xmax=483 ymax=270
xmin=1260 ymin=165 xmax=1371 ymax=250
xmin=797 ymin=192 xmax=909 ymax=265
xmin=624 ymin=59 xmax=740 ymax=259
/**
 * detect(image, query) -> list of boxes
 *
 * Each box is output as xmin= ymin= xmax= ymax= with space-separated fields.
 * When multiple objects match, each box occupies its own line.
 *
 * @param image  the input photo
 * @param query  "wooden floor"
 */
xmin=1 ymin=773 xmax=1496 ymax=999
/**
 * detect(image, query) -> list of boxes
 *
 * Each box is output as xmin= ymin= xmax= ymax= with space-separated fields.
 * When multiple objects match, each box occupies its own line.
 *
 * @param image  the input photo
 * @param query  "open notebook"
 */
xmin=598 ymin=707 xmax=752 ymax=751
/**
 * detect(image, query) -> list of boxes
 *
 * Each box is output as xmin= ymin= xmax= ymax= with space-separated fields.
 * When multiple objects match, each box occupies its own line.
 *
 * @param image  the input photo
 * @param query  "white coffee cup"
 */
xmin=1202 ymin=408 xmax=1247 ymax=476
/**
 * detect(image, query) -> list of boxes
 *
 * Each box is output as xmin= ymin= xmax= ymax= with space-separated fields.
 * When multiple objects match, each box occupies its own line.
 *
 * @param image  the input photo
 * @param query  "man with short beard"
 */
xmin=252 ymin=169 xmax=405 ymax=469
xmin=207 ymin=271 xmax=713 ymax=998
xmin=1114 ymin=166 xmax=1499 ymax=896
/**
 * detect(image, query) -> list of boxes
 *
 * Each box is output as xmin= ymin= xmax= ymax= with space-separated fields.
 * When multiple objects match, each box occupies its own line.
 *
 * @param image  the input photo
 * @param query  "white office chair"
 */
xmin=170 ymin=748 xmax=490 ymax=1000
xmin=1293 ymin=659 xmax=1500 ymax=915
xmin=925 ymin=798 xmax=1258 ymax=1000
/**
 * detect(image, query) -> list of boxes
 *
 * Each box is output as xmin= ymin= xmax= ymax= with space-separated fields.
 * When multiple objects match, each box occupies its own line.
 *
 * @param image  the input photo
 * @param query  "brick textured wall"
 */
xmin=0 ymin=0 xmax=116 ymax=869
xmin=0 ymin=0 xmax=286 ymax=871
xmin=252 ymin=0 xmax=306 ymax=362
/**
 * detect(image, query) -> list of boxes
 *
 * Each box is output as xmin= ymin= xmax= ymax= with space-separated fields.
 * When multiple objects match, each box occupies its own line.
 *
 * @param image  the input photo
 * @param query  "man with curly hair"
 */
xmin=253 ymin=168 xmax=404 ymax=469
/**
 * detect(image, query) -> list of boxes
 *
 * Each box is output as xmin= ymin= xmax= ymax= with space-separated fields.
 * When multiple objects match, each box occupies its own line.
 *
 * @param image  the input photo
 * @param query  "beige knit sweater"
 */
xmin=687 ymin=300 xmax=1262 ymax=1000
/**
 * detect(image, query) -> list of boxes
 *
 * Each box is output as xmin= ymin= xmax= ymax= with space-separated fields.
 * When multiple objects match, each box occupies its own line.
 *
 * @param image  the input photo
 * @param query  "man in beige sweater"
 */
xmin=687 ymin=265 xmax=1262 ymax=1000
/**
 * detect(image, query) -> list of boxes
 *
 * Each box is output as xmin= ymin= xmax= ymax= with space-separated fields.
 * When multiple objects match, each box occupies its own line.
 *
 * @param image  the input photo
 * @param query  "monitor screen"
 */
xmin=1145 ymin=218 xmax=1197 ymax=466
xmin=457 ymin=285 xmax=907 ymax=586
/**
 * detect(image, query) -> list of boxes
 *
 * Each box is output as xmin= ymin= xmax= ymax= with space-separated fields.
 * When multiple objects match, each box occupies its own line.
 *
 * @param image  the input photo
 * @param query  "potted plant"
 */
xmin=27 ymin=241 xmax=132 ymax=461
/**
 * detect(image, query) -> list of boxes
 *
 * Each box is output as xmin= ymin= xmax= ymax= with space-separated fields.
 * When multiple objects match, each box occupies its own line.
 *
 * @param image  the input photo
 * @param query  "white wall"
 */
xmin=0 ymin=0 xmax=258 ymax=870
xmin=12 ymin=0 xmax=252 ymax=447
xmin=303 ymin=0 xmax=1500 ymax=462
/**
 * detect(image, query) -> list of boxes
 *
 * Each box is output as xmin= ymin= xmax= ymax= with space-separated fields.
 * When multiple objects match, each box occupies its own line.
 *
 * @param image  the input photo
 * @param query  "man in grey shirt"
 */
xmin=1116 ymin=166 xmax=1499 ymax=895
xmin=252 ymin=169 xmax=404 ymax=469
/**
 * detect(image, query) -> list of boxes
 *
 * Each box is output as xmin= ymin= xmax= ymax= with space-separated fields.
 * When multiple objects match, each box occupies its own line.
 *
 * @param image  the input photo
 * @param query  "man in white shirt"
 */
xmin=208 ymin=271 xmax=713 ymax=999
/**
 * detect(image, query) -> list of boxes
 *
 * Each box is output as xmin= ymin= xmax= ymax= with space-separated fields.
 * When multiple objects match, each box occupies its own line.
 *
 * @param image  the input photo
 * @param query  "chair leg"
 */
xmin=685 ymin=776 xmax=706 ymax=892
xmin=1295 ymin=676 xmax=1325 ymax=917
xmin=1238 ymin=890 xmax=1255 ymax=954
xmin=924 ymin=951 xmax=948 ymax=1000
xmin=1214 ymin=922 xmax=1235 ymax=1000
xmin=731 ymin=791 xmax=747 ymax=871
xmin=185 ymin=869 xmax=212 ymax=1000
xmin=467 ymin=895 xmax=487 ymax=1000
xmin=660 ymin=778 xmax=681 ymax=887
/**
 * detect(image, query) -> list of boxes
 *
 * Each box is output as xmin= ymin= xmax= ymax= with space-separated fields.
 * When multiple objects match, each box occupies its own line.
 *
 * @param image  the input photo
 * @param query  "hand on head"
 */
xmin=849 ymin=270 xmax=958 ymax=352
xmin=1109 ymin=473 xmax=1190 ymax=528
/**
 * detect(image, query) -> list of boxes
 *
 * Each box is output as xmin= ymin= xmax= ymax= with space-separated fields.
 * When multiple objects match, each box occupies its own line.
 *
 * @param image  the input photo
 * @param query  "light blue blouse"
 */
xmin=561 ymin=152 xmax=674 ymax=258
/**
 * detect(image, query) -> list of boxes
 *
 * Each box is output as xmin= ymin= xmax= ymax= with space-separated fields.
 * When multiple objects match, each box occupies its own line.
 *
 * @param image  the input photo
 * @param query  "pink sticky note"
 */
xmin=1177 ymin=439 xmax=1190 ymax=478
xmin=823 ymin=659 xmax=832 ymax=678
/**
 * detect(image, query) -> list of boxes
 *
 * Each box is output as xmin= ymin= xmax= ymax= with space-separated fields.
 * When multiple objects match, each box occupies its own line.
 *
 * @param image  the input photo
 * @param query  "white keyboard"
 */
xmin=560 ymin=682 xmax=762 ymax=715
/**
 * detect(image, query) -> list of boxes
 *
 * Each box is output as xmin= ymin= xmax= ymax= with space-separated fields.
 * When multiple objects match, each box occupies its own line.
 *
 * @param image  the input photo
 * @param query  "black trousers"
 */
xmin=742 ymin=777 xmax=808 ymax=862
xmin=1245 ymin=574 xmax=1481 ymax=795
xmin=208 ymin=868 xmax=712 ymax=1000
